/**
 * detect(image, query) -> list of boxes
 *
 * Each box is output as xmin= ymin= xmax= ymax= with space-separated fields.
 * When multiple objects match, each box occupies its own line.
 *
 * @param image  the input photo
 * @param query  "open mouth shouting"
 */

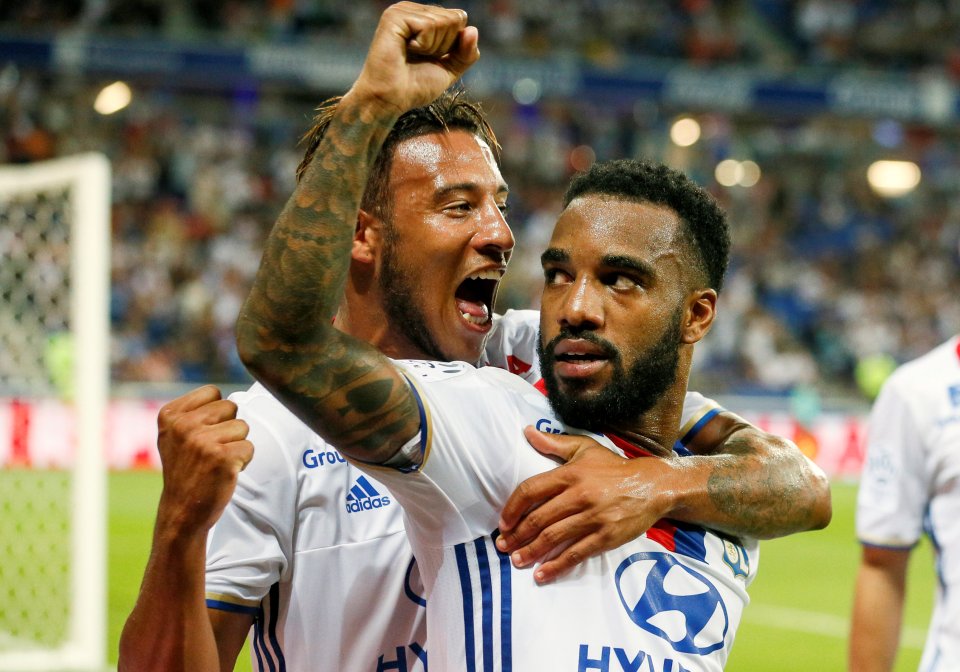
xmin=454 ymin=268 xmax=504 ymax=331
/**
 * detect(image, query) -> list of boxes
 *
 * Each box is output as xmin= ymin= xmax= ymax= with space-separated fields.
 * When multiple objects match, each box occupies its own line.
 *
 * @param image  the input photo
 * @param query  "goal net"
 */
xmin=0 ymin=154 xmax=110 ymax=671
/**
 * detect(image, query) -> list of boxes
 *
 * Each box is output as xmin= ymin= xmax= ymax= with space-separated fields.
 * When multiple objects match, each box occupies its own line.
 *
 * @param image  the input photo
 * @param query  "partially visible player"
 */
xmin=849 ymin=335 xmax=960 ymax=671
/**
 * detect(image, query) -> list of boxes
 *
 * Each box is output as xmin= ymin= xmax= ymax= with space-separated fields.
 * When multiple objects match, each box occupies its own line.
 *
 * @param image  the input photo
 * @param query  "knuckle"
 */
xmin=524 ymin=510 xmax=544 ymax=531
xmin=541 ymin=527 xmax=563 ymax=546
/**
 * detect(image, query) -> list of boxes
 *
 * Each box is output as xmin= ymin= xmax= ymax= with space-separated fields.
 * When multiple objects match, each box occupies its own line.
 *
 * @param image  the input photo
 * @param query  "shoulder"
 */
xmin=482 ymin=309 xmax=542 ymax=381
xmin=880 ymin=337 xmax=960 ymax=407
xmin=231 ymin=382 xmax=303 ymax=422
xmin=891 ymin=337 xmax=959 ymax=387
xmin=394 ymin=358 xmax=552 ymax=432
xmin=677 ymin=389 xmax=724 ymax=448
xmin=396 ymin=358 xmax=543 ymax=401
xmin=229 ymin=383 xmax=318 ymax=453
xmin=492 ymin=309 xmax=540 ymax=335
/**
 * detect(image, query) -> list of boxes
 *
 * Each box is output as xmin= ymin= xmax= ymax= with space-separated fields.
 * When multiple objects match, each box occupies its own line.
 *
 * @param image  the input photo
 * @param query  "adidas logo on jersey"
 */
xmin=345 ymin=475 xmax=392 ymax=513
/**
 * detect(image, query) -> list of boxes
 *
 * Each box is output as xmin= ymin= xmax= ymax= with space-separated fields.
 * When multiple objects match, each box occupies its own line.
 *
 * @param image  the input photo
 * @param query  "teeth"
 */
xmin=467 ymin=270 xmax=502 ymax=281
xmin=461 ymin=310 xmax=489 ymax=325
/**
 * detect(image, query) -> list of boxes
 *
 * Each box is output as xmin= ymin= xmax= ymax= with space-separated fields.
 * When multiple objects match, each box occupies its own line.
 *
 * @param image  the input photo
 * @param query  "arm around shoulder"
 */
xmin=677 ymin=412 xmax=832 ymax=538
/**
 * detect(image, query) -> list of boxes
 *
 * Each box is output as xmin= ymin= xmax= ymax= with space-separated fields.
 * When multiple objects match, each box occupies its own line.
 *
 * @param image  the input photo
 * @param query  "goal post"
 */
xmin=0 ymin=154 xmax=110 ymax=671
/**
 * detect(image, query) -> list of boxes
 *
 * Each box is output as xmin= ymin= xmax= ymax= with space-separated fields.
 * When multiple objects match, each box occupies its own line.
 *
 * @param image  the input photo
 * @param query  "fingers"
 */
xmin=523 ymin=426 xmax=584 ymax=463
xmin=500 ymin=506 xmax=592 ymax=569
xmin=498 ymin=471 xmax=565 ymax=533
xmin=531 ymin=535 xmax=607 ymax=585
xmin=394 ymin=3 xmax=468 ymax=54
xmin=389 ymin=3 xmax=478 ymax=79
xmin=158 ymin=385 xmax=222 ymax=420
xmin=188 ymin=398 xmax=241 ymax=426
xmin=223 ymin=439 xmax=255 ymax=472
xmin=202 ymin=416 xmax=250 ymax=446
xmin=445 ymin=26 xmax=480 ymax=75
xmin=407 ymin=10 xmax=467 ymax=55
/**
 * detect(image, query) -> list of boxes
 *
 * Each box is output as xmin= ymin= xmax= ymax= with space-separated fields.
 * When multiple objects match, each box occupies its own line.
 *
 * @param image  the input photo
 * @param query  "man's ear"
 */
xmin=681 ymin=288 xmax=717 ymax=344
xmin=353 ymin=209 xmax=381 ymax=263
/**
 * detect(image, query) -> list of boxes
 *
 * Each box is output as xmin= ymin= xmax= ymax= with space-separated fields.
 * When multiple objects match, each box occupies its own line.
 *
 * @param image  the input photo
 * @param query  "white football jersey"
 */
xmin=857 ymin=336 xmax=960 ymax=671
xmin=205 ymin=310 xmax=729 ymax=670
xmin=205 ymin=384 xmax=427 ymax=672
xmin=363 ymin=360 xmax=757 ymax=672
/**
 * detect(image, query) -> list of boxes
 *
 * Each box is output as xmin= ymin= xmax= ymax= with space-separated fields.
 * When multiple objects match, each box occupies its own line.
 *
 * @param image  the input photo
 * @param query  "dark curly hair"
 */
xmin=296 ymin=89 xmax=499 ymax=220
xmin=563 ymin=159 xmax=730 ymax=292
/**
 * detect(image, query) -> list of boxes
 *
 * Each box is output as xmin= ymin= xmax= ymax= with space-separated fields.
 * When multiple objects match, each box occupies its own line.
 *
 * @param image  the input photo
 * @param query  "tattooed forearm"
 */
xmin=240 ymin=97 xmax=396 ymax=344
xmin=236 ymin=94 xmax=421 ymax=462
xmin=702 ymin=431 xmax=831 ymax=539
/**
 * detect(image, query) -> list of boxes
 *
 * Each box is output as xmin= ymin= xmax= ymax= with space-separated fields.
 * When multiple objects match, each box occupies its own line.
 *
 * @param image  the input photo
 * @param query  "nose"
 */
xmin=558 ymin=275 xmax=604 ymax=331
xmin=473 ymin=201 xmax=515 ymax=258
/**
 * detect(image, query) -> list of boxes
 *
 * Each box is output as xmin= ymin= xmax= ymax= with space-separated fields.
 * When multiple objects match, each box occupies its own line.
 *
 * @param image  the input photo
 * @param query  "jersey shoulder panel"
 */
xmin=227 ymin=382 xmax=321 ymax=480
xmin=481 ymin=309 xmax=542 ymax=382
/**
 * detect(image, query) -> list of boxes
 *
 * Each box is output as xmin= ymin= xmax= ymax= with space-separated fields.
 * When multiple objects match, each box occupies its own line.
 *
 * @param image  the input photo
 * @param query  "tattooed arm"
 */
xmin=497 ymin=415 xmax=831 ymax=583
xmin=236 ymin=3 xmax=480 ymax=462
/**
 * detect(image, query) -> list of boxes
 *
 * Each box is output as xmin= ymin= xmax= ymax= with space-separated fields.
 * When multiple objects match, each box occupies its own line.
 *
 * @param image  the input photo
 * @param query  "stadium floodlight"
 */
xmin=715 ymin=159 xmax=762 ymax=188
xmin=670 ymin=117 xmax=701 ymax=147
xmin=94 ymin=81 xmax=131 ymax=115
xmin=867 ymin=159 xmax=921 ymax=198
xmin=0 ymin=154 xmax=110 ymax=671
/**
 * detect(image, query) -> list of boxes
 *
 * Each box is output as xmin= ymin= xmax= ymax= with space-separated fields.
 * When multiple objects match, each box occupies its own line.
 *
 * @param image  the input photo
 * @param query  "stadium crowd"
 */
xmin=3 ymin=1 xmax=960 ymax=398
xmin=6 ymin=0 xmax=960 ymax=72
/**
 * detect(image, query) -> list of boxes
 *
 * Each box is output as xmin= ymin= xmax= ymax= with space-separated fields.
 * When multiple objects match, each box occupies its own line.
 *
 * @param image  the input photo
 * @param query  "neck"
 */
xmin=334 ymin=294 xmax=434 ymax=361
xmin=606 ymin=352 xmax=694 ymax=457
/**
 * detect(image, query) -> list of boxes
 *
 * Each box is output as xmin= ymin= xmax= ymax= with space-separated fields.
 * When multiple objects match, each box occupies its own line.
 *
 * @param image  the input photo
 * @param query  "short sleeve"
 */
xmin=205 ymin=389 xmax=300 ymax=613
xmin=677 ymin=390 xmax=724 ymax=451
xmin=856 ymin=376 xmax=928 ymax=549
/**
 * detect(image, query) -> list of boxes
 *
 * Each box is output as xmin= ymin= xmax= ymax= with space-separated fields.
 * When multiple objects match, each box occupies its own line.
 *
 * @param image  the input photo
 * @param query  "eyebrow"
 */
xmin=540 ymin=249 xmax=654 ymax=277
xmin=600 ymin=254 xmax=655 ymax=277
xmin=540 ymin=247 xmax=569 ymax=265
xmin=434 ymin=182 xmax=510 ymax=200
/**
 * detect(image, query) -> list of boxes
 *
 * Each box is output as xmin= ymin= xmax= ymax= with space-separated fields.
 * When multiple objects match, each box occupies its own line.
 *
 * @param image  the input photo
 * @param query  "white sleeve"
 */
xmin=205 ymin=390 xmax=300 ymax=613
xmin=856 ymin=375 xmax=928 ymax=549
xmin=480 ymin=309 xmax=542 ymax=383
xmin=677 ymin=390 xmax=724 ymax=450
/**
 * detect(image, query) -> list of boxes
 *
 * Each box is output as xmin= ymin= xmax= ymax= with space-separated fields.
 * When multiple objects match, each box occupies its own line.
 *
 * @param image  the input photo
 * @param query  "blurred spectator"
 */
xmin=3 ymin=1 xmax=960 ymax=400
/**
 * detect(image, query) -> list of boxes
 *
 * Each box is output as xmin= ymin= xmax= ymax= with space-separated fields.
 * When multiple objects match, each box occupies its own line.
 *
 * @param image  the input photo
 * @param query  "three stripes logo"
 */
xmin=345 ymin=475 xmax=392 ymax=514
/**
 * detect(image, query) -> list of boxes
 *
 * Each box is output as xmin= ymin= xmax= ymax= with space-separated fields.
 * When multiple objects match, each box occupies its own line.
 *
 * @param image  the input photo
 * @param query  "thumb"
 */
xmin=523 ymin=426 xmax=582 ymax=463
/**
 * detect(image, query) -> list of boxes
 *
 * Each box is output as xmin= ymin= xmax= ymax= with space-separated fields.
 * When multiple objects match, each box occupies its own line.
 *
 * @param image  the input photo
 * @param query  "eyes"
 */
xmin=444 ymin=200 xmax=510 ymax=216
xmin=543 ymin=267 xmax=643 ymax=291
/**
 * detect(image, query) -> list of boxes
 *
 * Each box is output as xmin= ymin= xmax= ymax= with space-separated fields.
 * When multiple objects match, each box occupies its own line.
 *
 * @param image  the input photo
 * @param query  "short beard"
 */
xmin=380 ymin=229 xmax=449 ymax=362
xmin=537 ymin=306 xmax=683 ymax=433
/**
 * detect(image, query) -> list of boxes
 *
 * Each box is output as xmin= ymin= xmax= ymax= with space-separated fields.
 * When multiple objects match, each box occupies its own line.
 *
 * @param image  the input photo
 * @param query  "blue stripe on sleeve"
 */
xmin=679 ymin=407 xmax=721 ymax=447
xmin=267 ymin=583 xmax=286 ymax=672
xmin=399 ymin=373 xmax=430 ymax=473
xmin=254 ymin=602 xmax=275 ymax=672
xmin=206 ymin=598 xmax=261 ymax=615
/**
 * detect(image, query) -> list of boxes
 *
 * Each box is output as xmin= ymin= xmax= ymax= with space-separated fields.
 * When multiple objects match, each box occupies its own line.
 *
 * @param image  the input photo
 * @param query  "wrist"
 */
xmin=155 ymin=493 xmax=215 ymax=543
xmin=633 ymin=456 xmax=686 ymax=520
xmin=342 ymin=85 xmax=408 ymax=122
